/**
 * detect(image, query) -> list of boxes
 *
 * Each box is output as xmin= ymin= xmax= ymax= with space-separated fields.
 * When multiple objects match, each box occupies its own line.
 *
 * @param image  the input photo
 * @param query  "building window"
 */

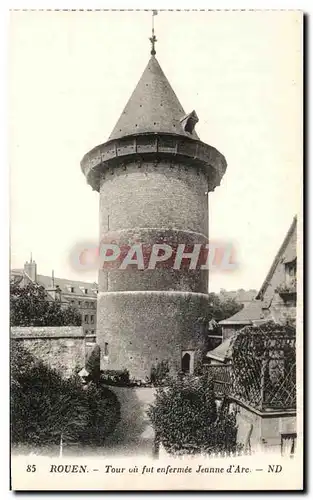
xmin=84 ymin=315 xmax=88 ymax=323
xmin=85 ymin=301 xmax=89 ymax=308
xmin=78 ymin=301 xmax=81 ymax=306
xmin=285 ymin=259 xmax=296 ymax=286
xmin=91 ymin=330 xmax=95 ymax=335
xmin=71 ymin=300 xmax=75 ymax=305
xmin=90 ymin=315 xmax=94 ymax=324
xmin=70 ymin=287 xmax=75 ymax=293
xmin=84 ymin=288 xmax=88 ymax=294
xmin=104 ymin=342 xmax=109 ymax=356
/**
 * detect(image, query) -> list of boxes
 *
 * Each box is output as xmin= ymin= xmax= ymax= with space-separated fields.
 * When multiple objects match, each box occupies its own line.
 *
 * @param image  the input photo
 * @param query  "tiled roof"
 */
xmin=219 ymin=300 xmax=263 ymax=325
xmin=108 ymin=56 xmax=199 ymax=141
xmin=11 ymin=268 xmax=98 ymax=298
xmin=206 ymin=336 xmax=233 ymax=362
xmin=36 ymin=274 xmax=98 ymax=298
xmin=283 ymin=239 xmax=297 ymax=264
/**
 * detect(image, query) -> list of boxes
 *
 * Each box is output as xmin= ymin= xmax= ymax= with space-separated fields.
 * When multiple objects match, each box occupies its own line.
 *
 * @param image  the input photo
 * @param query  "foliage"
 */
xmin=150 ymin=360 xmax=170 ymax=386
xmin=230 ymin=321 xmax=296 ymax=410
xmin=100 ymin=369 xmax=130 ymax=386
xmin=78 ymin=383 xmax=121 ymax=445
xmin=10 ymin=282 xmax=81 ymax=327
xmin=196 ymin=293 xmax=243 ymax=340
xmin=148 ymin=374 xmax=240 ymax=456
xmin=11 ymin=342 xmax=87 ymax=447
xmin=276 ymin=278 xmax=297 ymax=294
xmin=207 ymin=293 xmax=243 ymax=323
xmin=85 ymin=345 xmax=101 ymax=381
xmin=11 ymin=342 xmax=120 ymax=449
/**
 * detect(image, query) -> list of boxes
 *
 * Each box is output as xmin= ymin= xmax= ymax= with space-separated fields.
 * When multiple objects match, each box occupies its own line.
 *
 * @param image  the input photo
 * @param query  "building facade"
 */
xmin=81 ymin=51 xmax=227 ymax=379
xmin=11 ymin=259 xmax=98 ymax=336
xmin=217 ymin=216 xmax=297 ymax=342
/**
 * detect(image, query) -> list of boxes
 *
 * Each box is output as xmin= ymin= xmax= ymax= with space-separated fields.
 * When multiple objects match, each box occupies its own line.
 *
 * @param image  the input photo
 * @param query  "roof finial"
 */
xmin=30 ymin=252 xmax=33 ymax=263
xmin=149 ymin=10 xmax=158 ymax=56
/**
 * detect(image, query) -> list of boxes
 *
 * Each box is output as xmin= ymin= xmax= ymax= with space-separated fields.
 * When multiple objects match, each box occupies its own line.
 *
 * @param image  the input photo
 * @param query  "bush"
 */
xmin=11 ymin=342 xmax=120 ymax=449
xmin=147 ymin=374 xmax=240 ymax=456
xmin=78 ymin=383 xmax=121 ymax=445
xmin=100 ymin=369 xmax=130 ymax=386
xmin=150 ymin=360 xmax=169 ymax=386
xmin=85 ymin=345 xmax=101 ymax=381
xmin=11 ymin=343 xmax=88 ymax=447
xmin=10 ymin=282 xmax=82 ymax=327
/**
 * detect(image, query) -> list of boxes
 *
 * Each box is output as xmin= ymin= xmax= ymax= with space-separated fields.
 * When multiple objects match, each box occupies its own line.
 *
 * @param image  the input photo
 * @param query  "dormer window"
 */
xmin=70 ymin=287 xmax=74 ymax=293
xmin=84 ymin=288 xmax=88 ymax=294
xmin=180 ymin=110 xmax=199 ymax=134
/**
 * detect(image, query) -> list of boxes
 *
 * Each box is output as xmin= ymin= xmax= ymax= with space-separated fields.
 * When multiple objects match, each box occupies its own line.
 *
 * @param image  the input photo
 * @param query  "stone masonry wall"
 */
xmin=235 ymin=403 xmax=296 ymax=454
xmin=97 ymin=159 xmax=210 ymax=379
xmin=98 ymin=291 xmax=209 ymax=379
xmin=11 ymin=327 xmax=96 ymax=378
xmin=99 ymin=160 xmax=209 ymax=235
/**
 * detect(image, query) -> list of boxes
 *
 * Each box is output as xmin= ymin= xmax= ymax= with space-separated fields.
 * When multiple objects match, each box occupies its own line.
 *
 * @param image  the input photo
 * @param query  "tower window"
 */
xmin=181 ymin=353 xmax=191 ymax=373
xmin=104 ymin=342 xmax=109 ymax=356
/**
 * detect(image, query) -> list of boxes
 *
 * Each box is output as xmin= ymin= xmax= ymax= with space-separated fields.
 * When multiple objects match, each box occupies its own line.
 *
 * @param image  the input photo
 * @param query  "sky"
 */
xmin=9 ymin=10 xmax=302 ymax=292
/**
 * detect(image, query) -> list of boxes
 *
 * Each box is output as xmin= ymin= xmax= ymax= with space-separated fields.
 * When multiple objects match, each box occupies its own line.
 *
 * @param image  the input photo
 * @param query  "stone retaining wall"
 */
xmin=11 ymin=326 xmax=97 ymax=378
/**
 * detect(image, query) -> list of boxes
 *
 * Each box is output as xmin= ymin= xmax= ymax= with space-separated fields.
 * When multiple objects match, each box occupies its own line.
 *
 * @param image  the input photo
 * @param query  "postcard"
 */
xmin=9 ymin=9 xmax=303 ymax=491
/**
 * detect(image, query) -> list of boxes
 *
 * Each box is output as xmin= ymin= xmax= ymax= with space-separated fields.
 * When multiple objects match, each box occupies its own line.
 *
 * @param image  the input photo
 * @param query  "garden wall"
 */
xmin=11 ymin=326 xmax=97 ymax=378
xmin=235 ymin=402 xmax=296 ymax=454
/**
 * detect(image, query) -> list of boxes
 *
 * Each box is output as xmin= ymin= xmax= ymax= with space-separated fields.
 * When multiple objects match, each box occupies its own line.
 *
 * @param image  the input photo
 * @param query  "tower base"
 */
xmin=97 ymin=291 xmax=210 ymax=380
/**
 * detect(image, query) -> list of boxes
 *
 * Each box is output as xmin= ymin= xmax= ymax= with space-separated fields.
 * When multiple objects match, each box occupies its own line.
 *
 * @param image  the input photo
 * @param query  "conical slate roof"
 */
xmin=108 ymin=56 xmax=199 ymax=141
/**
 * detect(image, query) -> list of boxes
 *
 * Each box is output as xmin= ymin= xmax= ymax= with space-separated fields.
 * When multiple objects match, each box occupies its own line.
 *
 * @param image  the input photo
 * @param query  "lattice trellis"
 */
xmin=207 ymin=323 xmax=296 ymax=411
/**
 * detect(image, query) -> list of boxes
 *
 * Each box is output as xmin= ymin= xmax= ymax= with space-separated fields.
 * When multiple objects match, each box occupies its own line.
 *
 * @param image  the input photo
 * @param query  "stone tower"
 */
xmin=81 ymin=48 xmax=227 ymax=380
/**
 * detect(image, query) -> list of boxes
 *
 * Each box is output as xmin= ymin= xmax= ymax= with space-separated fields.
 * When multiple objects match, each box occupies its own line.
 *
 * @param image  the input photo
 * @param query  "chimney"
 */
xmin=46 ymin=270 xmax=61 ymax=301
xmin=24 ymin=254 xmax=37 ymax=282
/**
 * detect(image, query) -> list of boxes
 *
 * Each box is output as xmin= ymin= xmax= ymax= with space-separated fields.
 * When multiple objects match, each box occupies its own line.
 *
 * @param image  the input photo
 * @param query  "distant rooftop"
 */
xmin=11 ymin=267 xmax=98 ymax=299
xmin=37 ymin=274 xmax=98 ymax=298
xmin=219 ymin=300 xmax=263 ymax=326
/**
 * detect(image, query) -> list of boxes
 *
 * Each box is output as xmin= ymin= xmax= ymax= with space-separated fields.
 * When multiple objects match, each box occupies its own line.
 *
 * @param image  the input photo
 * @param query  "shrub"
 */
xmin=79 ymin=383 xmax=121 ymax=445
xmin=11 ymin=343 xmax=88 ymax=447
xmin=10 ymin=282 xmax=82 ymax=327
xmin=147 ymin=374 xmax=240 ymax=456
xmin=85 ymin=344 xmax=101 ymax=381
xmin=11 ymin=342 xmax=120 ymax=449
xmin=150 ymin=360 xmax=169 ymax=386
xmin=100 ymin=369 xmax=130 ymax=386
